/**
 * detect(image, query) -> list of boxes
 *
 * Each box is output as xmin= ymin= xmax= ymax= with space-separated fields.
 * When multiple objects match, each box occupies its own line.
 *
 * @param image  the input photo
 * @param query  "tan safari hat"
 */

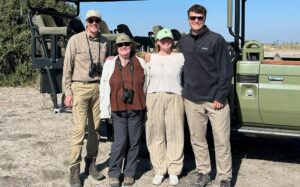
xmin=116 ymin=34 xmax=131 ymax=44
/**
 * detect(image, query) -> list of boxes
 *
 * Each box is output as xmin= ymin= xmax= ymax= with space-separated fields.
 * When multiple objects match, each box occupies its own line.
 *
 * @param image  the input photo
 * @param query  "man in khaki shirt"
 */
xmin=63 ymin=9 xmax=108 ymax=187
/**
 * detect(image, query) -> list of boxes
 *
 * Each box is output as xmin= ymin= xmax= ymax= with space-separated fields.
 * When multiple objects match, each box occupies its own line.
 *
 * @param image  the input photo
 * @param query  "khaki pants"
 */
xmin=184 ymin=99 xmax=232 ymax=180
xmin=146 ymin=93 xmax=184 ymax=175
xmin=69 ymin=82 xmax=100 ymax=167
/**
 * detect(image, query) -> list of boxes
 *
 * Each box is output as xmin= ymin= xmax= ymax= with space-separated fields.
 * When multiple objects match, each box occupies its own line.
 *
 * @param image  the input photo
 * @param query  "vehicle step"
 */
xmin=232 ymin=126 xmax=300 ymax=139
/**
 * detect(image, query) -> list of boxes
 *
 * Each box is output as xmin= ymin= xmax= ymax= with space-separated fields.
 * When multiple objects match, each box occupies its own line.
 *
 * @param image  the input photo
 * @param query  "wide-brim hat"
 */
xmin=116 ymin=34 xmax=131 ymax=44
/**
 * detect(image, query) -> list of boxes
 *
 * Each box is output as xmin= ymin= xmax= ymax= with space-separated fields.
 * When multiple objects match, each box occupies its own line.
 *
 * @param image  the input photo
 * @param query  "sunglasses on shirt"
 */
xmin=117 ymin=42 xmax=131 ymax=47
xmin=87 ymin=18 xmax=101 ymax=24
xmin=189 ymin=16 xmax=205 ymax=21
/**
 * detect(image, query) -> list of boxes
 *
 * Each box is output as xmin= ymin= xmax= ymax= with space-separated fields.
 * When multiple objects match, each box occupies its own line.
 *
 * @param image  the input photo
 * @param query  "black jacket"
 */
xmin=178 ymin=26 xmax=233 ymax=104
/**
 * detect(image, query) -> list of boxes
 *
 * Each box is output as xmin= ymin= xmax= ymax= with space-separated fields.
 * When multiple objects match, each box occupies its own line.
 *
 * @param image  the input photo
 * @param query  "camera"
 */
xmin=89 ymin=63 xmax=103 ymax=78
xmin=122 ymin=88 xmax=134 ymax=104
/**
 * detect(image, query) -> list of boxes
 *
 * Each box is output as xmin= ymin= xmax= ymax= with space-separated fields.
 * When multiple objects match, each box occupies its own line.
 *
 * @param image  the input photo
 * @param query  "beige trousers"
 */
xmin=69 ymin=82 xmax=100 ymax=167
xmin=184 ymin=99 xmax=232 ymax=180
xmin=146 ymin=93 xmax=184 ymax=175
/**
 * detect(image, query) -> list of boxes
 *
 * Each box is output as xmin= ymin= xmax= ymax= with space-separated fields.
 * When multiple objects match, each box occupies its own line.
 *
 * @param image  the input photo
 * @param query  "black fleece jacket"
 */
xmin=178 ymin=26 xmax=233 ymax=104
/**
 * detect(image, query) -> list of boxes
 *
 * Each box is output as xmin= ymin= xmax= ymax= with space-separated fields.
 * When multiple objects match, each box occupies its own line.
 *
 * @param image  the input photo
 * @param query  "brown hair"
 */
xmin=114 ymin=41 xmax=136 ymax=58
xmin=155 ymin=41 xmax=175 ymax=53
xmin=187 ymin=4 xmax=207 ymax=17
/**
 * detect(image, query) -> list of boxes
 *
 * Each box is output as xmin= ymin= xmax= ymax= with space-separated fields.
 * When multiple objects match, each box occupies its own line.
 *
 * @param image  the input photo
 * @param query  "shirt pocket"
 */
xmin=76 ymin=49 xmax=90 ymax=63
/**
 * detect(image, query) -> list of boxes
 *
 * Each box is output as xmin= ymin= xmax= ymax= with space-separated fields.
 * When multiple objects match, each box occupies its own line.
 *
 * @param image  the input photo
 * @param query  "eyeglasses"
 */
xmin=117 ymin=42 xmax=131 ymax=47
xmin=189 ymin=16 xmax=205 ymax=21
xmin=87 ymin=18 xmax=101 ymax=24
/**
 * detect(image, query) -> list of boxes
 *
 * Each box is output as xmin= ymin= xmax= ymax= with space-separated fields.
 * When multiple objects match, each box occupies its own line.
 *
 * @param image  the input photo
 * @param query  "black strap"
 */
xmin=85 ymin=34 xmax=101 ymax=66
xmin=116 ymin=56 xmax=134 ymax=90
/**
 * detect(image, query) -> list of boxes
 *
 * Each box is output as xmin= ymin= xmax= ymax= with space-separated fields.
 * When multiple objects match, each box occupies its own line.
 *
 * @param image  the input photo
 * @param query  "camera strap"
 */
xmin=116 ymin=56 xmax=134 ymax=91
xmin=85 ymin=34 xmax=101 ymax=66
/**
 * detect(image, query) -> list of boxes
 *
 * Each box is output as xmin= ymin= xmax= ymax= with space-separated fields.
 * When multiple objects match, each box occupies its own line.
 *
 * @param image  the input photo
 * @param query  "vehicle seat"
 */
xmin=32 ymin=15 xmax=68 ymax=36
xmin=152 ymin=25 xmax=164 ymax=39
xmin=32 ymin=14 xmax=68 ymax=58
xmin=68 ymin=18 xmax=85 ymax=34
xmin=99 ymin=20 xmax=111 ymax=34
xmin=116 ymin=24 xmax=134 ymax=39
xmin=171 ymin=29 xmax=182 ymax=41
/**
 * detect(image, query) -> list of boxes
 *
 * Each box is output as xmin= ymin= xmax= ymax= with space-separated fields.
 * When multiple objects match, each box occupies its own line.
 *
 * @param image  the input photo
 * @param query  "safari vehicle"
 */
xmin=27 ymin=0 xmax=155 ymax=113
xmin=27 ymin=0 xmax=300 ymax=138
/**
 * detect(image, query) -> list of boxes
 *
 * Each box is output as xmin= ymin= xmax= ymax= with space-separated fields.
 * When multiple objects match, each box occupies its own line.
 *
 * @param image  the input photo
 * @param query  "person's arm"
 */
xmin=137 ymin=56 xmax=150 ymax=94
xmin=214 ymin=36 xmax=233 ymax=108
xmin=63 ymin=37 xmax=76 ymax=107
xmin=100 ymin=59 xmax=114 ymax=119
xmin=144 ymin=52 xmax=151 ymax=63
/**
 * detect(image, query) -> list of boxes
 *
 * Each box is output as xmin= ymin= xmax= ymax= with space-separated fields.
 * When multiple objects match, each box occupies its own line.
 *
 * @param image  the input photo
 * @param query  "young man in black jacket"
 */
xmin=178 ymin=4 xmax=233 ymax=187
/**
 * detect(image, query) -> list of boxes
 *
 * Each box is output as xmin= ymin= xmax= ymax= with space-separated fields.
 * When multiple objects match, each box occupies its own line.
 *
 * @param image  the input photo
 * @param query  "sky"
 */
xmin=79 ymin=0 xmax=300 ymax=44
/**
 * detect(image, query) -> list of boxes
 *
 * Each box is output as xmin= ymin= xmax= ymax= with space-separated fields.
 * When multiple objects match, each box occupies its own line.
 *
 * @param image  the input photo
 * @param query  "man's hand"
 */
xmin=212 ymin=100 xmax=224 ymax=110
xmin=105 ymin=56 xmax=115 ymax=61
xmin=64 ymin=95 xmax=73 ymax=108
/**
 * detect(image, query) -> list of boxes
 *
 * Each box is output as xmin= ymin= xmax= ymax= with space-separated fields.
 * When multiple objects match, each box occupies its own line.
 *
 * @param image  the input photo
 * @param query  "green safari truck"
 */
xmin=228 ymin=0 xmax=300 ymax=138
xmin=233 ymin=40 xmax=300 ymax=138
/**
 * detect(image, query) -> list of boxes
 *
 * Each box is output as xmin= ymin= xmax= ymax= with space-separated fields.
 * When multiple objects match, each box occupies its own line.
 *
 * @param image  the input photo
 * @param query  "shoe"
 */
xmin=84 ymin=157 xmax=105 ymax=180
xmin=69 ymin=164 xmax=81 ymax=187
xmin=191 ymin=173 xmax=211 ymax=187
xmin=109 ymin=177 xmax=120 ymax=187
xmin=220 ymin=179 xmax=231 ymax=187
xmin=123 ymin=177 xmax=135 ymax=186
xmin=169 ymin=175 xmax=179 ymax=186
xmin=152 ymin=175 xmax=164 ymax=185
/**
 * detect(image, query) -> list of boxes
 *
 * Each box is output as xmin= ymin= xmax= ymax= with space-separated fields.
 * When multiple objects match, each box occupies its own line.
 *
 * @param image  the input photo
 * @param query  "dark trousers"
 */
xmin=108 ymin=110 xmax=144 ymax=178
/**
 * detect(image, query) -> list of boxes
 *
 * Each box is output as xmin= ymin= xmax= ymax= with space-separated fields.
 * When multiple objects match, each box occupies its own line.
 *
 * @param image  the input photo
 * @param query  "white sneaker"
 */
xmin=169 ymin=175 xmax=179 ymax=186
xmin=152 ymin=175 xmax=164 ymax=185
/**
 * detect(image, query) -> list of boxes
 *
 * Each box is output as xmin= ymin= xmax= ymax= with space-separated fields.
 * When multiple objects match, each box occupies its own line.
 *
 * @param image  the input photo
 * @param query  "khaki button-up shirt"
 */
xmin=63 ymin=31 xmax=108 ymax=96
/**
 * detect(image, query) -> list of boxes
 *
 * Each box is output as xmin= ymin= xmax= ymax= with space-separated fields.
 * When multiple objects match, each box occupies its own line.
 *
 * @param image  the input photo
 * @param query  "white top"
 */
xmin=100 ymin=56 xmax=147 ymax=119
xmin=146 ymin=53 xmax=184 ymax=95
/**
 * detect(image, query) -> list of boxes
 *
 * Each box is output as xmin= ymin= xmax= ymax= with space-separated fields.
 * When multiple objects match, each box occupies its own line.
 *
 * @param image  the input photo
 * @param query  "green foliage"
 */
xmin=0 ymin=61 xmax=38 ymax=86
xmin=0 ymin=0 xmax=76 ymax=87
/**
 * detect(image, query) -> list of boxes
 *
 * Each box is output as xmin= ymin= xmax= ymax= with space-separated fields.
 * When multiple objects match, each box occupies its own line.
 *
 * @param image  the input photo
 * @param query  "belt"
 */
xmin=72 ymin=80 xmax=99 ymax=84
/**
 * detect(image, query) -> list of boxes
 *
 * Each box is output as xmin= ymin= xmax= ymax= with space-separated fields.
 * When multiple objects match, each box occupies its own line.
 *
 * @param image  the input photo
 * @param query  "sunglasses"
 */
xmin=189 ymin=16 xmax=205 ymax=21
xmin=87 ymin=18 xmax=101 ymax=24
xmin=117 ymin=42 xmax=131 ymax=47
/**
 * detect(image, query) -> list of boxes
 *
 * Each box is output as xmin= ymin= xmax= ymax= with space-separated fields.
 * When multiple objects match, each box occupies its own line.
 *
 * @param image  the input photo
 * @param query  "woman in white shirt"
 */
xmin=145 ymin=28 xmax=185 ymax=186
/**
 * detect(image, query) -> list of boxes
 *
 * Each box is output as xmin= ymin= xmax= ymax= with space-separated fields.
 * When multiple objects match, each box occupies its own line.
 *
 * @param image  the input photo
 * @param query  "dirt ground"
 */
xmin=0 ymin=87 xmax=300 ymax=187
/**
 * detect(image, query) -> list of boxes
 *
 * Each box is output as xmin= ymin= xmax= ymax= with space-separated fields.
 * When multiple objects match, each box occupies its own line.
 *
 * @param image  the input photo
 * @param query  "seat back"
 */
xmin=171 ymin=29 xmax=182 ymax=41
xmin=33 ymin=14 xmax=67 ymax=35
xmin=117 ymin=24 xmax=134 ymax=38
xmin=99 ymin=20 xmax=111 ymax=34
xmin=152 ymin=25 xmax=163 ymax=39
xmin=33 ymin=15 xmax=56 ymax=27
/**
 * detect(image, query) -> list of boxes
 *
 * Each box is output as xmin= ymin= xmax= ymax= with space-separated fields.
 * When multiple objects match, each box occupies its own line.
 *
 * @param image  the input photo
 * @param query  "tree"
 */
xmin=0 ymin=0 xmax=76 ymax=86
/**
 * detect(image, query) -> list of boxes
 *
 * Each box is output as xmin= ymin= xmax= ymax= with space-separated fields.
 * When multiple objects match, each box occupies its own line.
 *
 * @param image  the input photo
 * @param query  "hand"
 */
xmin=144 ymin=52 xmax=151 ymax=63
xmin=64 ymin=95 xmax=73 ymax=108
xmin=212 ymin=100 xmax=224 ymax=110
xmin=105 ymin=56 xmax=115 ymax=61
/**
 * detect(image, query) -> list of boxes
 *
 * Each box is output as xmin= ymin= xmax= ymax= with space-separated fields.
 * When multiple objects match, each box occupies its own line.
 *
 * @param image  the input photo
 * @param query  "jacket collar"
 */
xmin=189 ymin=25 xmax=209 ymax=40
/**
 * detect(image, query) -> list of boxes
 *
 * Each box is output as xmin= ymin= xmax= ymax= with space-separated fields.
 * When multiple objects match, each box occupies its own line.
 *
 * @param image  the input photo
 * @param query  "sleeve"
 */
xmin=63 ymin=36 xmax=76 ymax=96
xmin=137 ymin=56 xmax=150 ymax=93
xmin=214 ymin=36 xmax=233 ymax=104
xmin=100 ymin=59 xmax=113 ymax=119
